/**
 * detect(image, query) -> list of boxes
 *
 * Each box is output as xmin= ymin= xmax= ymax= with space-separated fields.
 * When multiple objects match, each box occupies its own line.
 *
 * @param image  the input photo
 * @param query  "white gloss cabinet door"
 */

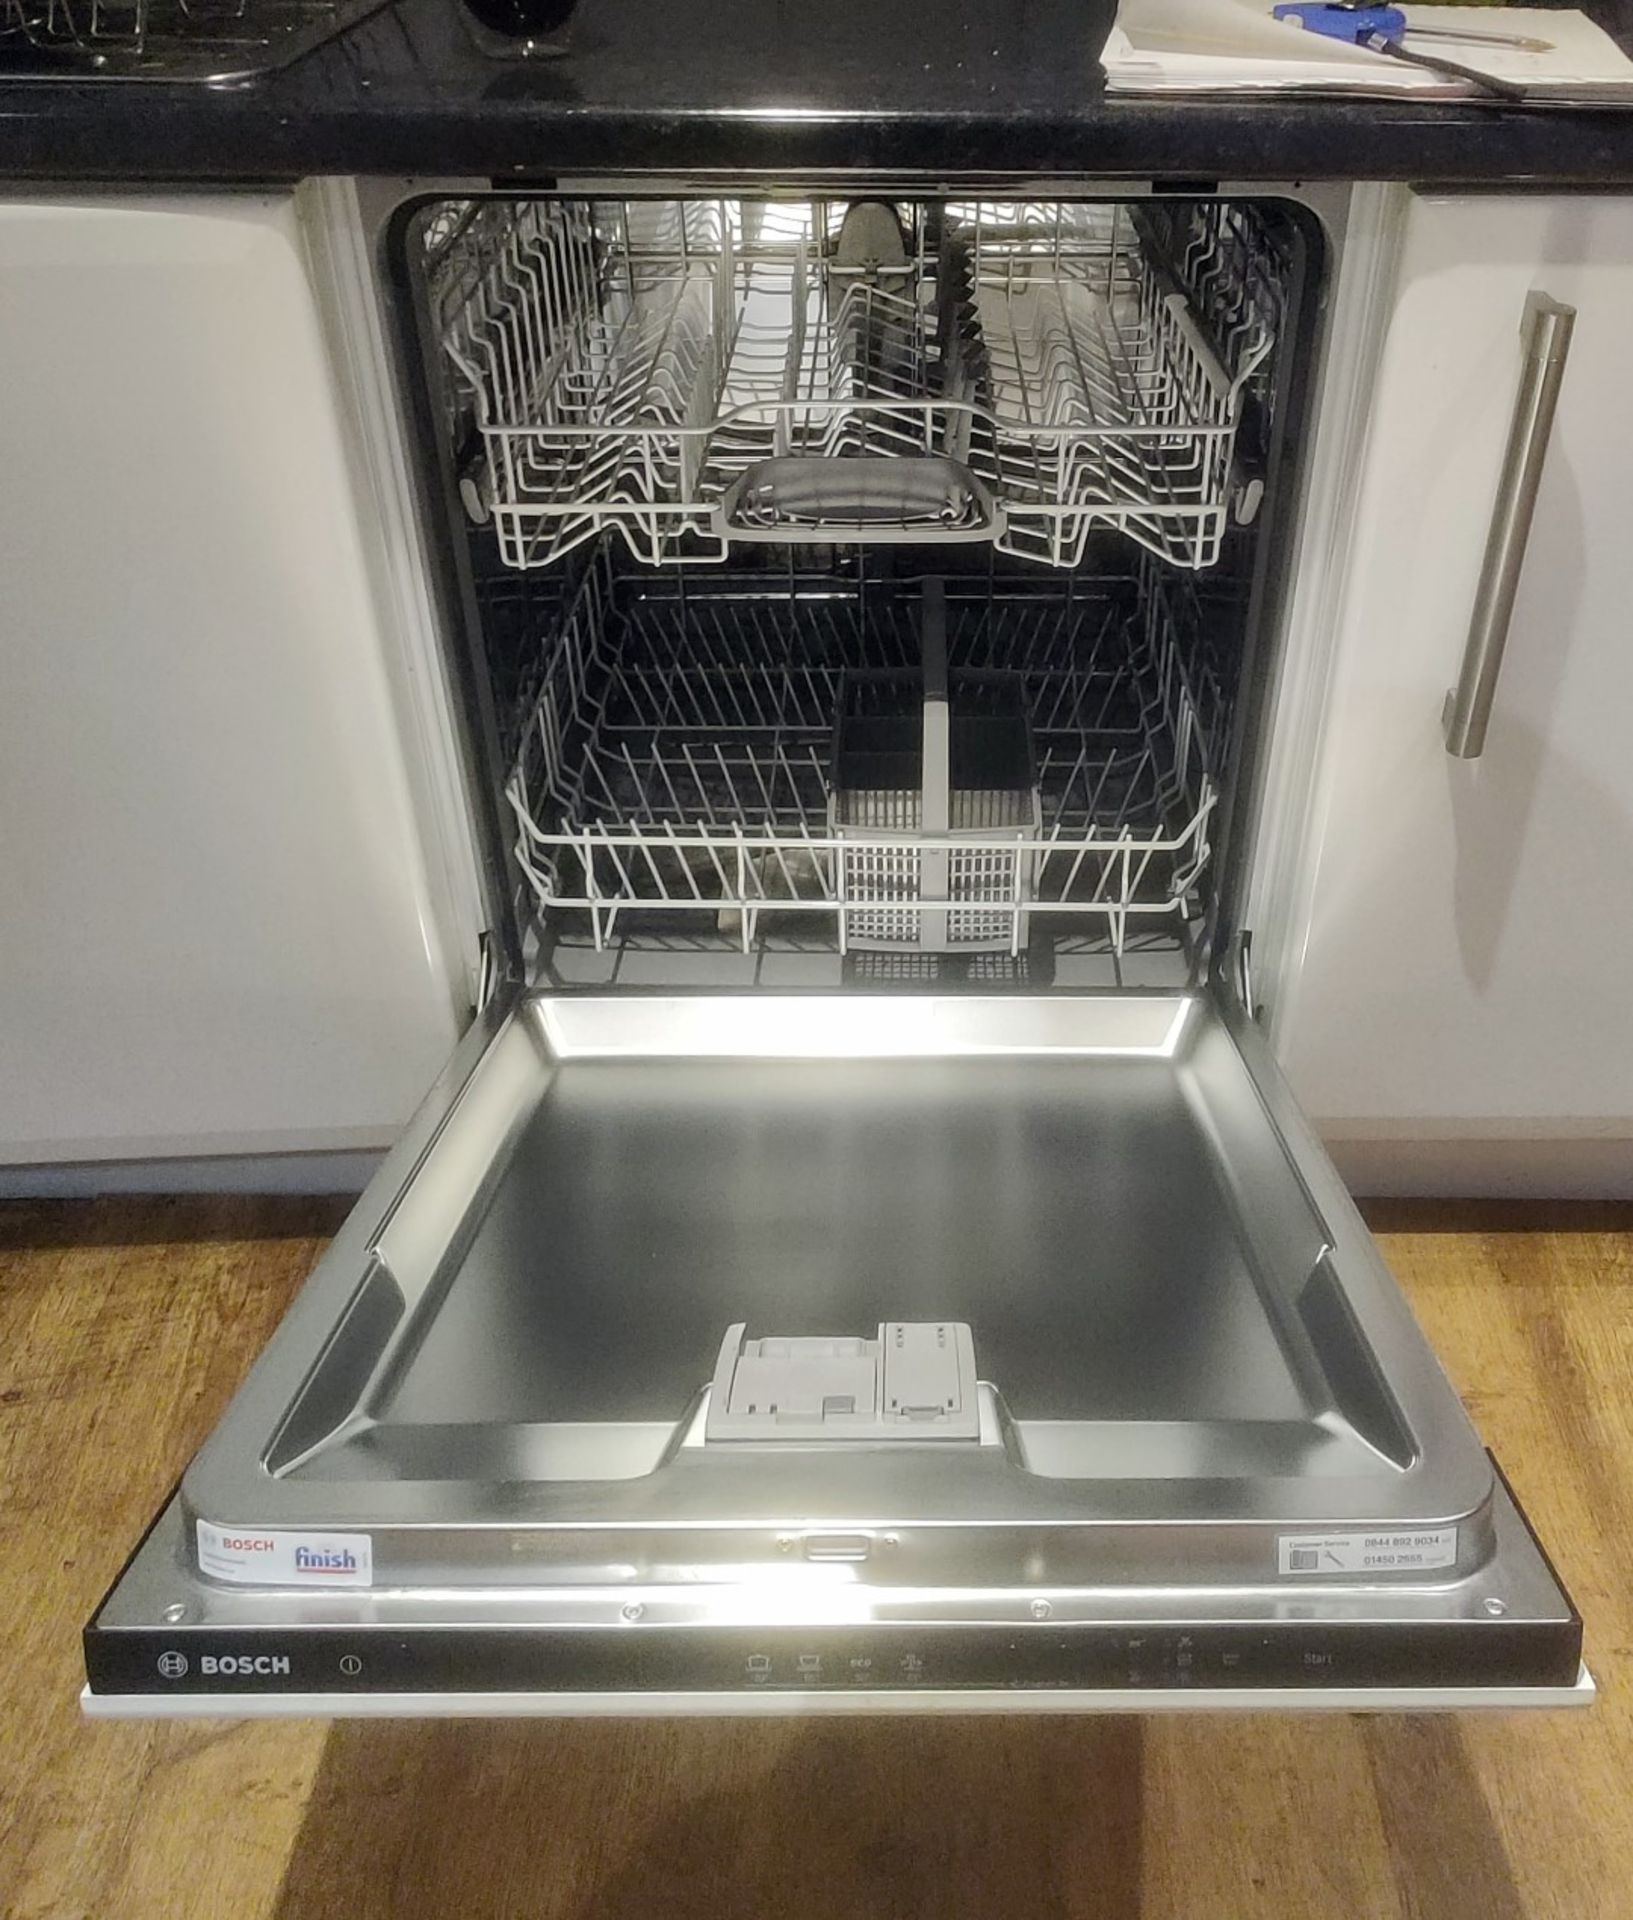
xmin=1274 ymin=193 xmax=1633 ymax=1197
xmin=0 ymin=196 xmax=466 ymax=1170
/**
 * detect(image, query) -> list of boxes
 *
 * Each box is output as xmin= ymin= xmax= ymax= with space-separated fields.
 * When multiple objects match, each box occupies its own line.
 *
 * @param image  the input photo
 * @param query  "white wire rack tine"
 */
xmin=581 ymin=827 xmax=607 ymax=952
xmin=734 ymin=840 xmax=751 ymax=953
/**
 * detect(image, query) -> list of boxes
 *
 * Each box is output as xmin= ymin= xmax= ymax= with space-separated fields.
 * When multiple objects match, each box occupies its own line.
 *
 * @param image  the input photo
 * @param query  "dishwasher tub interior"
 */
xmin=83 ymin=190 xmax=1587 ymax=1713
xmin=423 ymin=193 xmax=1291 ymax=990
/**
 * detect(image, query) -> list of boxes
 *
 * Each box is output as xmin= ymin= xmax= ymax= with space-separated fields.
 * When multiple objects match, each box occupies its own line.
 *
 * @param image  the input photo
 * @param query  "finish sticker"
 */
xmin=196 ymin=1520 xmax=374 ymax=1588
xmin=1277 ymin=1528 xmax=1459 ymax=1577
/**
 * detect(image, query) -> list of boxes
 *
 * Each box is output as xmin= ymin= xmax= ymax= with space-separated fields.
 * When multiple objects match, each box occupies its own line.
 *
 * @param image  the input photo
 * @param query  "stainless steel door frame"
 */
xmin=84 ymin=1491 xmax=1590 ymax=1718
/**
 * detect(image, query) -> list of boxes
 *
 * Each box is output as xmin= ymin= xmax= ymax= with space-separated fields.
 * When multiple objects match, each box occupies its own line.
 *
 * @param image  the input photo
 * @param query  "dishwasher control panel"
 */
xmin=85 ymin=1617 xmax=1581 ymax=1700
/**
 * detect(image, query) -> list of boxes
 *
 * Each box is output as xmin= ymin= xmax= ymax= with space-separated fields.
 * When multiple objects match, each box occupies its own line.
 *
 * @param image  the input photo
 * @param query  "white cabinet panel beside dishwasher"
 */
xmin=1270 ymin=192 xmax=1633 ymax=1196
xmin=0 ymin=195 xmax=470 ymax=1172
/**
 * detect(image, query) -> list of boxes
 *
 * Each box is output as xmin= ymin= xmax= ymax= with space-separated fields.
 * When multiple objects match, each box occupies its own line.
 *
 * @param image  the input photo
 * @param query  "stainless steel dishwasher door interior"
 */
xmin=268 ymin=1020 xmax=1410 ymax=1505
xmin=84 ymin=993 xmax=1584 ymax=1708
xmin=176 ymin=994 xmax=1524 ymax=1574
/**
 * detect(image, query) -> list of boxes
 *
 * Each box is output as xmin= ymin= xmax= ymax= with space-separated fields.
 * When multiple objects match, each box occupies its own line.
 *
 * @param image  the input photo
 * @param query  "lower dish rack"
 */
xmin=504 ymin=552 xmax=1224 ymax=957
xmin=430 ymin=198 xmax=1280 ymax=574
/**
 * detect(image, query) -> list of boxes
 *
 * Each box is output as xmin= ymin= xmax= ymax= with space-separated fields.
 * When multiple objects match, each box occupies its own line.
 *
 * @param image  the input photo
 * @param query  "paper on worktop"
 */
xmin=1100 ymin=0 xmax=1633 ymax=100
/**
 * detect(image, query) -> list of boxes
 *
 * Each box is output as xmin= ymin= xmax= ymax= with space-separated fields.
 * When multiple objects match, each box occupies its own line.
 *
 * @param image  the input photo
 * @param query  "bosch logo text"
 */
xmin=199 ymin=1654 xmax=291 ymax=1676
xmin=220 ymin=1537 xmax=275 ymax=1552
xmin=293 ymin=1545 xmax=359 ymax=1574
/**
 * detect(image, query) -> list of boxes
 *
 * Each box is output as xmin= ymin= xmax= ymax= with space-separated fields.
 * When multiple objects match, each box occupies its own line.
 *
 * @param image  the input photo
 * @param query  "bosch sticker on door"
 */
xmin=196 ymin=1520 xmax=373 ymax=1588
xmin=1277 ymin=1528 xmax=1458 ymax=1576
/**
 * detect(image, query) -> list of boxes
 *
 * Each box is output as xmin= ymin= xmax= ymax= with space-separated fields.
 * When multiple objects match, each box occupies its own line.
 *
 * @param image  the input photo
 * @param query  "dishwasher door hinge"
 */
xmin=1234 ymin=928 xmax=1260 ymax=1024
xmin=475 ymin=929 xmax=502 ymax=1014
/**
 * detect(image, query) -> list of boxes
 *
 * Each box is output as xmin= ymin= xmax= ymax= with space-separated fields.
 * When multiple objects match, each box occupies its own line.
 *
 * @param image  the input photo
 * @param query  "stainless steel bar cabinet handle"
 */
xmin=1443 ymin=291 xmax=1576 ymax=760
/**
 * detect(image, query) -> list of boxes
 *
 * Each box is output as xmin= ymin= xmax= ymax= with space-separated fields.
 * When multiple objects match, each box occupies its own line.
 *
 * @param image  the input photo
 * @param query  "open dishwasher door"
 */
xmin=84 ymin=989 xmax=1587 ymax=1716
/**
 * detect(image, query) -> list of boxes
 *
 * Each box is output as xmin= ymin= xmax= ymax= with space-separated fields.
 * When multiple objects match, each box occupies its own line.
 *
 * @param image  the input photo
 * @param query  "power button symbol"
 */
xmin=338 ymin=1654 xmax=363 ymax=1677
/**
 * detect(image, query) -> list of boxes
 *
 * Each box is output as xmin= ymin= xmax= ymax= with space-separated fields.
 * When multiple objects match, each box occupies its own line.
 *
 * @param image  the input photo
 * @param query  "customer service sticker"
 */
xmin=196 ymin=1520 xmax=373 ymax=1588
xmin=1277 ymin=1528 xmax=1458 ymax=1577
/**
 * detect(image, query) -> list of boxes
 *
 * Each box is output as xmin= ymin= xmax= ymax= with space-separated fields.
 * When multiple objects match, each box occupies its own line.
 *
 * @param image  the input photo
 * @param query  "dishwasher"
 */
xmin=83 ymin=189 xmax=1589 ymax=1715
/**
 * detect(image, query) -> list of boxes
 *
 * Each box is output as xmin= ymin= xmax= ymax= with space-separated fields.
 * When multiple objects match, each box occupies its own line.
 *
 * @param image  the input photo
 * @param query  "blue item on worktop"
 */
xmin=1272 ymin=2 xmax=1408 ymax=43
xmin=1270 ymin=0 xmax=1527 ymax=96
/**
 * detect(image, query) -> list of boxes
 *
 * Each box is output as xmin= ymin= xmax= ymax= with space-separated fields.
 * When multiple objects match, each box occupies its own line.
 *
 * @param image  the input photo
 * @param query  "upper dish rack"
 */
xmin=433 ymin=198 xmax=1277 ymax=573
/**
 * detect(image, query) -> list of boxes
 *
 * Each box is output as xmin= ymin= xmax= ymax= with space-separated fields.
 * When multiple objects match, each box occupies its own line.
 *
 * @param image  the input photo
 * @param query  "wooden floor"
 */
xmin=2 ymin=1196 xmax=1631 ymax=1920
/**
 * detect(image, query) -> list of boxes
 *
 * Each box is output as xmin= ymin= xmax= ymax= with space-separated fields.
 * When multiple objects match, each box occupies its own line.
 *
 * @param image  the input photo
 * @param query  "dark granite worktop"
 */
xmin=8 ymin=0 xmax=1633 ymax=185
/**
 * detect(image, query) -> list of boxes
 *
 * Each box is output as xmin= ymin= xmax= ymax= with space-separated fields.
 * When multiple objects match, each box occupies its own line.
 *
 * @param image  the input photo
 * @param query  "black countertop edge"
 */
xmin=6 ymin=0 xmax=1633 ymax=186
xmin=16 ymin=111 xmax=1633 ymax=190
